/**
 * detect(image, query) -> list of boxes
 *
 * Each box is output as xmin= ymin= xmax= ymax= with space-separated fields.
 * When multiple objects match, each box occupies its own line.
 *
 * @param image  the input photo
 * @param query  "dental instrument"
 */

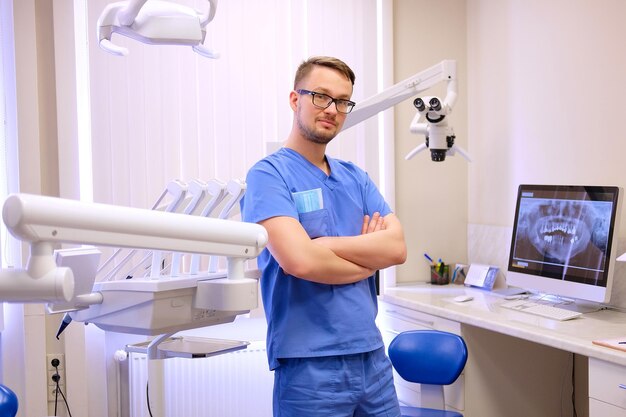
xmin=207 ymin=179 xmax=246 ymax=273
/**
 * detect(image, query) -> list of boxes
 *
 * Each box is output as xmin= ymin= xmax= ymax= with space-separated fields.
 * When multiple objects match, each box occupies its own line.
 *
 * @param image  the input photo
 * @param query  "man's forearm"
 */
xmin=275 ymin=241 xmax=377 ymax=285
xmin=315 ymin=215 xmax=407 ymax=270
xmin=316 ymin=232 xmax=405 ymax=270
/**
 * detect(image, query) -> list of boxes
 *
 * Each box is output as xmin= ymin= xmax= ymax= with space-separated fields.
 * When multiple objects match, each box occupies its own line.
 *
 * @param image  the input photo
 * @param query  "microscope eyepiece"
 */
xmin=413 ymin=98 xmax=425 ymax=112
xmin=428 ymin=97 xmax=441 ymax=111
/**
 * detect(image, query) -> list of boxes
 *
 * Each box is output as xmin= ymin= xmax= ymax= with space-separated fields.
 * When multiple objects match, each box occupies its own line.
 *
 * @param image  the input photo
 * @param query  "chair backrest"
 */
xmin=0 ymin=384 xmax=18 ymax=417
xmin=388 ymin=330 xmax=468 ymax=385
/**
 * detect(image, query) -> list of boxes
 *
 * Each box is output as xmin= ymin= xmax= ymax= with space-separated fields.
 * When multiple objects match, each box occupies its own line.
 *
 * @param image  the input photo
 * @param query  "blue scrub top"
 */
xmin=241 ymin=147 xmax=391 ymax=370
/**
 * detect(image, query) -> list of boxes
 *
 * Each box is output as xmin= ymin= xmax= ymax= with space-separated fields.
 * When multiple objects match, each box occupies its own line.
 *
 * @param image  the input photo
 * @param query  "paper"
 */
xmin=464 ymin=264 xmax=489 ymax=287
xmin=592 ymin=338 xmax=626 ymax=353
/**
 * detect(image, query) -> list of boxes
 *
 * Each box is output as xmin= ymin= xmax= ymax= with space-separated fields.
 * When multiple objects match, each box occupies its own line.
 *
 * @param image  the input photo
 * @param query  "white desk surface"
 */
xmin=381 ymin=283 xmax=626 ymax=367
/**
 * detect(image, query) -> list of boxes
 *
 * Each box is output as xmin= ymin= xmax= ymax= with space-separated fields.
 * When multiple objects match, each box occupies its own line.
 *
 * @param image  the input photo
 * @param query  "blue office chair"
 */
xmin=388 ymin=330 xmax=468 ymax=417
xmin=0 ymin=384 xmax=18 ymax=417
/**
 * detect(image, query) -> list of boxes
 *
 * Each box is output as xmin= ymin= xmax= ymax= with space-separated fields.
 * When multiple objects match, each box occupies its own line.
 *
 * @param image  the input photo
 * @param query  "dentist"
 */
xmin=241 ymin=56 xmax=407 ymax=417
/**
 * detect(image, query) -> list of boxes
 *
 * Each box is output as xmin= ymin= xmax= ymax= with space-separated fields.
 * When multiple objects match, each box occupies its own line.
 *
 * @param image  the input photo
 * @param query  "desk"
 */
xmin=379 ymin=284 xmax=626 ymax=417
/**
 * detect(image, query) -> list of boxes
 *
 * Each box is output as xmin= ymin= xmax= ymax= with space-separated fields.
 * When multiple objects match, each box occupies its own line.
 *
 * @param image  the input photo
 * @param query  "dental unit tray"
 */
xmin=61 ymin=272 xmax=258 ymax=335
xmin=126 ymin=335 xmax=249 ymax=359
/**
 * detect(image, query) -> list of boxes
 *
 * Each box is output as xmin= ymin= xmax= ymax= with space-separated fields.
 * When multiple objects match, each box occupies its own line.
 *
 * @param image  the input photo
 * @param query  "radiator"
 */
xmin=129 ymin=341 xmax=273 ymax=417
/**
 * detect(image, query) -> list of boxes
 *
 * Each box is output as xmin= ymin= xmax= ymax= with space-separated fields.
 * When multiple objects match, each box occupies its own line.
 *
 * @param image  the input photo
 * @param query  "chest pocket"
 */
xmin=299 ymin=209 xmax=332 ymax=239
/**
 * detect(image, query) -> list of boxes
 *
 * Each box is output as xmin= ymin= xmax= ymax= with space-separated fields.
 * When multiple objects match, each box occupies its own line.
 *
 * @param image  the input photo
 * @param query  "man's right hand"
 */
xmin=361 ymin=212 xmax=385 ymax=234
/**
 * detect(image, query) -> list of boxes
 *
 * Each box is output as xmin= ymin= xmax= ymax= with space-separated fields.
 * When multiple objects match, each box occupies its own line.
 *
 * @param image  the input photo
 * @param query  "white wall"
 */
xmin=393 ymin=0 xmax=469 ymax=283
xmin=467 ymin=0 xmax=626 ymax=228
xmin=464 ymin=0 xmax=626 ymax=306
xmin=2 ymin=1 xmax=60 ymax=416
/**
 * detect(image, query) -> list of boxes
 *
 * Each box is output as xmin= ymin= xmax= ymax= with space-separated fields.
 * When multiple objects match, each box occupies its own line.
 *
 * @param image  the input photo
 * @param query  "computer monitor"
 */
xmin=507 ymin=184 xmax=622 ymax=304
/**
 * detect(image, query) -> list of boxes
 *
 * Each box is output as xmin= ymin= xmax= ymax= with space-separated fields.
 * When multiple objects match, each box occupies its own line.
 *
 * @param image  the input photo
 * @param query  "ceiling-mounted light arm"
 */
xmin=198 ymin=0 xmax=219 ymax=27
xmin=116 ymin=0 xmax=148 ymax=26
xmin=193 ymin=0 xmax=219 ymax=57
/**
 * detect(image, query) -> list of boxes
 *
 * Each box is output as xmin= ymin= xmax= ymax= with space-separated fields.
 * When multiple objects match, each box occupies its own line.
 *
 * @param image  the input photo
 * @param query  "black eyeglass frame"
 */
xmin=296 ymin=89 xmax=356 ymax=114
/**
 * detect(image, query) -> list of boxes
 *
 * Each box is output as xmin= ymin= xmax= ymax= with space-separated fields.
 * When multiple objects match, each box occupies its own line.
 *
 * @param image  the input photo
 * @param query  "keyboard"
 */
xmin=500 ymin=299 xmax=582 ymax=321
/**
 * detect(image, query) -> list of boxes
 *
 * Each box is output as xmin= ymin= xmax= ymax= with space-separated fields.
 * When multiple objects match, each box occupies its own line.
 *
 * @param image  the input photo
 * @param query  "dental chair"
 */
xmin=388 ymin=330 xmax=468 ymax=417
xmin=0 ymin=384 xmax=18 ymax=417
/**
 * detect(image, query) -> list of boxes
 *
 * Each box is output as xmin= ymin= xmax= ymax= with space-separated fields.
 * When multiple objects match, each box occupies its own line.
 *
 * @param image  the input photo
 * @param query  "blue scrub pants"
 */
xmin=273 ymin=347 xmax=401 ymax=417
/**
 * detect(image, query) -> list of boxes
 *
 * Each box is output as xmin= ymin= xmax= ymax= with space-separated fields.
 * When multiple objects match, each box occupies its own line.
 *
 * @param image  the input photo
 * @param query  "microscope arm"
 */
xmin=342 ymin=60 xmax=457 ymax=131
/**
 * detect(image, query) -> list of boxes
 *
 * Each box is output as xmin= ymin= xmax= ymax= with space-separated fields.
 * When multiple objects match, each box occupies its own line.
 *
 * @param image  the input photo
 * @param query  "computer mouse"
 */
xmin=453 ymin=295 xmax=474 ymax=302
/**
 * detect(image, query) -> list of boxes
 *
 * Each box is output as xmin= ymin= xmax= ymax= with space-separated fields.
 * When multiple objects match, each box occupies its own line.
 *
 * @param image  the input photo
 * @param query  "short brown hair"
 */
xmin=293 ymin=56 xmax=356 ymax=89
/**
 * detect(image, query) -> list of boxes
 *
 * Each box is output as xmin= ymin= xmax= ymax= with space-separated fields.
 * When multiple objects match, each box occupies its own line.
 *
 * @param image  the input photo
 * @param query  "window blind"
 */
xmin=84 ymin=0 xmax=389 ymax=210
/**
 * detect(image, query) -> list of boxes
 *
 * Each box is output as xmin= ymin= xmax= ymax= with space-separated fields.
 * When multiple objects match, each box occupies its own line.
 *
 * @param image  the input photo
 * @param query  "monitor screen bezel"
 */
xmin=506 ymin=184 xmax=622 ymax=304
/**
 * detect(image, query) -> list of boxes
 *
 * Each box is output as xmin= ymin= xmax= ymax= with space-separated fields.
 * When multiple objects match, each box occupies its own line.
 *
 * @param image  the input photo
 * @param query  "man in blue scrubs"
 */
xmin=241 ymin=56 xmax=407 ymax=417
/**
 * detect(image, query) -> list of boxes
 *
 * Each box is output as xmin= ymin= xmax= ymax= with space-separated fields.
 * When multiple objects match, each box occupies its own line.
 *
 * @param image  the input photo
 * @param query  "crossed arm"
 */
xmin=259 ymin=212 xmax=407 ymax=285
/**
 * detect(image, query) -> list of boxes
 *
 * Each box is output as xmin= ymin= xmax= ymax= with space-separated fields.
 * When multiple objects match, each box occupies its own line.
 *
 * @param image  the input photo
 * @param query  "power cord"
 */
xmin=51 ymin=359 xmax=73 ymax=417
xmin=146 ymin=382 xmax=154 ymax=417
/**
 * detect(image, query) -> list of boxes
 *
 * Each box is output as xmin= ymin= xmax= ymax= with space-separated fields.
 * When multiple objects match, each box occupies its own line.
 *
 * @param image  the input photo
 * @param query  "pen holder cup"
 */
xmin=430 ymin=265 xmax=450 ymax=285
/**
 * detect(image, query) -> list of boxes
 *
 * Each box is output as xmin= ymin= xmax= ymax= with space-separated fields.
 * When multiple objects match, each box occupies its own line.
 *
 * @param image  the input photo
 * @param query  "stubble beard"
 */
xmin=296 ymin=109 xmax=337 ymax=145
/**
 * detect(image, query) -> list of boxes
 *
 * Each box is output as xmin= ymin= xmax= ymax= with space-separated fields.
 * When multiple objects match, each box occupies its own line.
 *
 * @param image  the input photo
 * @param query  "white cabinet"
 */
xmin=589 ymin=358 xmax=626 ymax=417
xmin=377 ymin=299 xmax=464 ymax=413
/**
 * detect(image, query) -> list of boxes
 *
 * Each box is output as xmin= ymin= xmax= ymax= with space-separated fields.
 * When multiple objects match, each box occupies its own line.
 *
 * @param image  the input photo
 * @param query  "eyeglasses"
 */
xmin=296 ymin=89 xmax=356 ymax=114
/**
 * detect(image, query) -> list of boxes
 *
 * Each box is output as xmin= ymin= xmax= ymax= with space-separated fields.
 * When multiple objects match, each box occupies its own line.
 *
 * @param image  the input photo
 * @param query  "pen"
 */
xmin=424 ymin=253 xmax=435 ymax=265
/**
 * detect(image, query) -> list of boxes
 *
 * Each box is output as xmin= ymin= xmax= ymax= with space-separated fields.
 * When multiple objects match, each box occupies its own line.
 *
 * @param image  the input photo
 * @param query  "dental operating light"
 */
xmin=97 ymin=0 xmax=220 ymax=58
xmin=343 ymin=60 xmax=470 ymax=162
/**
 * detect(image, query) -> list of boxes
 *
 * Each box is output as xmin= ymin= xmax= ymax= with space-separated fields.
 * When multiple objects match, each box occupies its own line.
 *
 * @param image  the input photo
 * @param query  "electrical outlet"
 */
xmin=48 ymin=385 xmax=62 ymax=401
xmin=46 ymin=353 xmax=65 ymax=371
xmin=46 ymin=353 xmax=66 ymax=402
xmin=47 ymin=374 xmax=65 ymax=402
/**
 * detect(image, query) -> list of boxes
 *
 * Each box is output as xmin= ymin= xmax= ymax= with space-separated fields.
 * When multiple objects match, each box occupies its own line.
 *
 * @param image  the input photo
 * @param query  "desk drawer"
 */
xmin=589 ymin=398 xmax=626 ymax=417
xmin=377 ymin=300 xmax=461 ymax=335
xmin=589 ymin=358 xmax=626 ymax=411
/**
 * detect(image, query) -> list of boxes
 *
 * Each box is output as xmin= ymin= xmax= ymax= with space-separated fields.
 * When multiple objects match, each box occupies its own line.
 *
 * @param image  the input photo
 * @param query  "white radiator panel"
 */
xmin=129 ymin=341 xmax=272 ymax=417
